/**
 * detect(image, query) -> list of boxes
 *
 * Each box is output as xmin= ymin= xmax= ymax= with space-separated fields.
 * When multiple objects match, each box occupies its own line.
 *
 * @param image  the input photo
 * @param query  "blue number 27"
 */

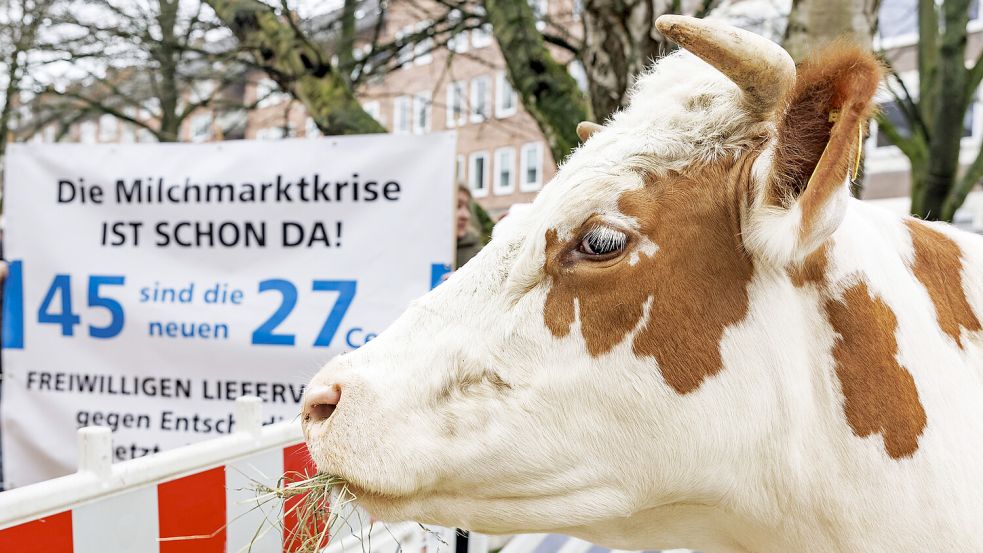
xmin=251 ymin=279 xmax=356 ymax=348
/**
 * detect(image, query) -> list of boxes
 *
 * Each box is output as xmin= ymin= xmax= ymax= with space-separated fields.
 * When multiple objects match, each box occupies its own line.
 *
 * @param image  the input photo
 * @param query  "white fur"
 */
xmin=303 ymin=48 xmax=983 ymax=553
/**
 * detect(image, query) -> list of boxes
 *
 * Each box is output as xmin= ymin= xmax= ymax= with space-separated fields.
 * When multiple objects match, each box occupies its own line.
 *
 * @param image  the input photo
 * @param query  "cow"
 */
xmin=301 ymin=15 xmax=983 ymax=553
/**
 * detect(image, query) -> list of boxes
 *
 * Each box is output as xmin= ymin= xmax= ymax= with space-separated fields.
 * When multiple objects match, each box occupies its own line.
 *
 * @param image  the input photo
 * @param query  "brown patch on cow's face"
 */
xmin=905 ymin=219 xmax=982 ymax=348
xmin=543 ymin=159 xmax=755 ymax=394
xmin=824 ymin=282 xmax=926 ymax=459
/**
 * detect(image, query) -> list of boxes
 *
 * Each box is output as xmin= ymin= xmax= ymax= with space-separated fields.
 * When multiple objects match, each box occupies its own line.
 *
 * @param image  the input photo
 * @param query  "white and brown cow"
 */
xmin=302 ymin=15 xmax=983 ymax=553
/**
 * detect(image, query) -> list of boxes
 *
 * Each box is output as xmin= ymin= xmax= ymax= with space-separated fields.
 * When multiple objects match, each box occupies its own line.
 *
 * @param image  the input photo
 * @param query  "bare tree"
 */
xmin=0 ymin=0 xmax=56 ymax=162
xmin=22 ymin=0 xmax=257 ymax=142
xmin=204 ymin=0 xmax=388 ymax=135
xmin=877 ymin=0 xmax=982 ymax=220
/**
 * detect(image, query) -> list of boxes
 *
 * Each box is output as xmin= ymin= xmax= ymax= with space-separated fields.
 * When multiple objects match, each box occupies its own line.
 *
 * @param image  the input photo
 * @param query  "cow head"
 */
xmin=302 ymin=15 xmax=882 ymax=550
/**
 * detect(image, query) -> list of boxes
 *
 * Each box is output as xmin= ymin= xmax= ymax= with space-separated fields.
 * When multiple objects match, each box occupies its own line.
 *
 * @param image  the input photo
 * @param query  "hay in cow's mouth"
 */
xmin=249 ymin=471 xmax=358 ymax=553
xmin=156 ymin=472 xmax=356 ymax=552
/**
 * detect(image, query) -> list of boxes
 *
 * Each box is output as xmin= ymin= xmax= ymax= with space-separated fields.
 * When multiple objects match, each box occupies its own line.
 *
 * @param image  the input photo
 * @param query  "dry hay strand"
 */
xmin=162 ymin=470 xmax=451 ymax=553
xmin=251 ymin=471 xmax=354 ymax=553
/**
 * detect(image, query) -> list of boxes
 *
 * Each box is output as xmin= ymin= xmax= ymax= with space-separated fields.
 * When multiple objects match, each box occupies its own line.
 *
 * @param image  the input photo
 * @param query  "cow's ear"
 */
xmin=577 ymin=121 xmax=602 ymax=142
xmin=744 ymin=44 xmax=883 ymax=265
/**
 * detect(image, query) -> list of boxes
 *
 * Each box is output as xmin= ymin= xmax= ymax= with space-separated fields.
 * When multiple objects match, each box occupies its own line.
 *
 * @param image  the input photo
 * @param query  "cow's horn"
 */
xmin=577 ymin=121 xmax=603 ymax=142
xmin=655 ymin=15 xmax=795 ymax=117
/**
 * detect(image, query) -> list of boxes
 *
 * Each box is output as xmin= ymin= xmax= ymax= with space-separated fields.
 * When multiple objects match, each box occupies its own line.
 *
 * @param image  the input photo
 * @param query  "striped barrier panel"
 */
xmin=0 ymin=396 xmax=341 ymax=553
xmin=0 ymin=395 xmax=686 ymax=553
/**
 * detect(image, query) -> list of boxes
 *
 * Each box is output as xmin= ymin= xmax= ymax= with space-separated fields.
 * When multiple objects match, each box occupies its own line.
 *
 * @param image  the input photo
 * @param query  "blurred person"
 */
xmin=456 ymin=184 xmax=483 ymax=269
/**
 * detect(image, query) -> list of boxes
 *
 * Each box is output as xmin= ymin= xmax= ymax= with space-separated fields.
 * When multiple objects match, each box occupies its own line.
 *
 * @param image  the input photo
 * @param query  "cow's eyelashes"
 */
xmin=578 ymin=226 xmax=628 ymax=257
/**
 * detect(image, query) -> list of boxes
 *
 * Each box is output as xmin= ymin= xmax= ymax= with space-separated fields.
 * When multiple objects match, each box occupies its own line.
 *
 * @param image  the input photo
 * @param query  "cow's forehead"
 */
xmin=494 ymin=52 xmax=774 ymax=282
xmin=536 ymin=51 xmax=771 ymax=234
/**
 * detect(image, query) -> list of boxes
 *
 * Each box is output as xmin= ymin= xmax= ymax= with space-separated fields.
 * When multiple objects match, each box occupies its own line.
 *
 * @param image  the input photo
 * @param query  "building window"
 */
xmin=495 ymin=71 xmax=518 ymax=118
xmin=876 ymin=0 xmax=917 ymax=44
xmin=520 ymin=141 xmax=544 ymax=191
xmin=494 ymin=147 xmax=516 ymax=195
xmin=255 ymin=78 xmax=289 ymax=108
xmin=469 ymin=151 xmax=489 ymax=197
xmin=875 ymin=86 xmax=977 ymax=150
xmin=875 ymin=101 xmax=911 ymax=149
xmin=190 ymin=80 xmax=216 ymax=104
xmin=396 ymin=25 xmax=414 ymax=65
xmin=119 ymin=124 xmax=135 ymax=143
xmin=446 ymin=81 xmax=467 ymax=128
xmin=472 ymin=24 xmax=493 ymax=48
xmin=190 ymin=113 xmax=213 ymax=143
xmin=456 ymin=154 xmax=466 ymax=182
xmin=362 ymin=100 xmax=382 ymax=126
xmin=413 ymin=91 xmax=432 ymax=134
xmin=98 ymin=114 xmax=117 ymax=142
xmin=471 ymin=8 xmax=493 ymax=48
xmin=414 ymin=21 xmax=433 ymax=65
xmin=470 ymin=76 xmax=491 ymax=123
xmin=393 ymin=95 xmax=412 ymax=134
xmin=79 ymin=121 xmax=98 ymax=144
xmin=447 ymin=10 xmax=470 ymax=53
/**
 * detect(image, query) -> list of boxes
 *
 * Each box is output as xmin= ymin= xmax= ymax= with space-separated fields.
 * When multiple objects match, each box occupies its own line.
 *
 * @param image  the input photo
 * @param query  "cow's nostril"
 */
xmin=304 ymin=384 xmax=341 ymax=423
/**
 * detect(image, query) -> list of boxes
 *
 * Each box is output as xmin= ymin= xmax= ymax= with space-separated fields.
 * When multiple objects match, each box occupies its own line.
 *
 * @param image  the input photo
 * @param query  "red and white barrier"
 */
xmin=0 ymin=395 xmax=681 ymax=553
xmin=0 ymin=397 xmax=329 ymax=553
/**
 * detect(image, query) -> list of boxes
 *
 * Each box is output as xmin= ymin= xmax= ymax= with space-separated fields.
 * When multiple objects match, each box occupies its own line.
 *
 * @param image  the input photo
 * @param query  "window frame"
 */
xmin=393 ymin=95 xmax=412 ymax=134
xmin=495 ymin=71 xmax=518 ymax=118
xmin=79 ymin=120 xmax=98 ymax=144
xmin=189 ymin=112 xmax=213 ymax=143
xmin=446 ymin=81 xmax=467 ymax=128
xmin=519 ymin=141 xmax=544 ymax=192
xmin=469 ymin=150 xmax=490 ymax=198
xmin=456 ymin=154 xmax=466 ymax=183
xmin=98 ymin=114 xmax=117 ymax=142
xmin=413 ymin=91 xmax=433 ymax=134
xmin=470 ymin=76 xmax=492 ymax=123
xmin=494 ymin=147 xmax=516 ymax=195
xmin=414 ymin=21 xmax=434 ymax=65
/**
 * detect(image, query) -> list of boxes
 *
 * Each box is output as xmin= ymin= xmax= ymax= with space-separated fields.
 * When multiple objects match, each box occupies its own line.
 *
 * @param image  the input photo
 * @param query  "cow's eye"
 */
xmin=578 ymin=226 xmax=627 ymax=257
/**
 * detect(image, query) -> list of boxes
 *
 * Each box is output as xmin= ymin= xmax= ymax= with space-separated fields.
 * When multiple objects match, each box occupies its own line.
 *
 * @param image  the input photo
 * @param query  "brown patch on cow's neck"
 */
xmin=543 ymin=158 xmax=755 ymax=394
xmin=824 ymin=282 xmax=926 ymax=459
xmin=788 ymin=243 xmax=830 ymax=288
xmin=905 ymin=219 xmax=982 ymax=348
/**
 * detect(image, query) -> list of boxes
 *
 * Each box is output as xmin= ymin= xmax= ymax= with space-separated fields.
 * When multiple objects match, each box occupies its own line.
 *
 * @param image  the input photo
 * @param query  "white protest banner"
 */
xmin=1 ymin=133 xmax=456 ymax=487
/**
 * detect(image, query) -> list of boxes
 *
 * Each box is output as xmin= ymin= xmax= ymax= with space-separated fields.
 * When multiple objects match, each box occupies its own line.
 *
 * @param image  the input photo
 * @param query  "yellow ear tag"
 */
xmin=827 ymin=109 xmax=864 ymax=182
xmin=853 ymin=122 xmax=864 ymax=182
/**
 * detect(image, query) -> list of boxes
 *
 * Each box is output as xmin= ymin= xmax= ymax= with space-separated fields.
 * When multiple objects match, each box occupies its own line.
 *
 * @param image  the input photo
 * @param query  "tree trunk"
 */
xmin=0 ymin=47 xmax=22 ymax=162
xmin=485 ymin=0 xmax=590 ymax=164
xmin=156 ymin=0 xmax=182 ymax=141
xmin=916 ymin=0 xmax=971 ymax=220
xmin=205 ymin=0 xmax=384 ymax=135
xmin=783 ymin=0 xmax=880 ymax=62
xmin=581 ymin=0 xmax=673 ymax=122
